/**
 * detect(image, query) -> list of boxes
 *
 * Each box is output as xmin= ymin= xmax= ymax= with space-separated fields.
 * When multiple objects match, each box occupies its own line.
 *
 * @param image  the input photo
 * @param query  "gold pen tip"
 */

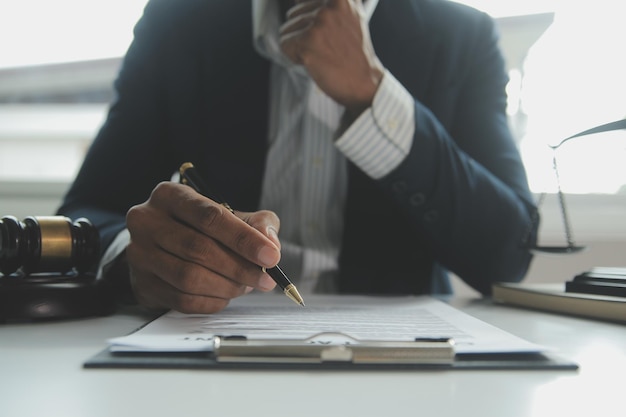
xmin=284 ymin=284 xmax=305 ymax=307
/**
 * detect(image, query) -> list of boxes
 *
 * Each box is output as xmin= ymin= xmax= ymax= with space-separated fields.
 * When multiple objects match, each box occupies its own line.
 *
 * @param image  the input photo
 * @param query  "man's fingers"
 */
xmin=128 ymin=237 xmax=276 ymax=314
xmin=147 ymin=182 xmax=281 ymax=268
xmin=286 ymin=0 xmax=324 ymax=20
xmin=130 ymin=269 xmax=231 ymax=314
xmin=126 ymin=182 xmax=282 ymax=313
xmin=127 ymin=238 xmax=248 ymax=297
xmin=280 ymin=0 xmax=326 ymax=41
xmin=239 ymin=209 xmax=282 ymax=249
xmin=127 ymin=204 xmax=276 ymax=291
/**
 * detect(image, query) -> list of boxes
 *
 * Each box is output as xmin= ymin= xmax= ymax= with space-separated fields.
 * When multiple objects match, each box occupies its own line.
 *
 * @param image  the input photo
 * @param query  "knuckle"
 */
xmin=181 ymin=234 xmax=213 ymax=262
xmin=152 ymin=182 xmax=189 ymax=210
xmin=205 ymin=298 xmax=230 ymax=313
xmin=197 ymin=203 xmax=225 ymax=231
xmin=221 ymin=282 xmax=247 ymax=300
xmin=126 ymin=204 xmax=146 ymax=229
xmin=231 ymin=228 xmax=256 ymax=254
xmin=127 ymin=182 xmax=180 ymax=229
xmin=260 ymin=209 xmax=280 ymax=226
xmin=174 ymin=263 xmax=201 ymax=293
xmin=151 ymin=181 xmax=176 ymax=201
xmin=247 ymin=209 xmax=280 ymax=231
xmin=170 ymin=293 xmax=196 ymax=314
xmin=230 ymin=262 xmax=257 ymax=285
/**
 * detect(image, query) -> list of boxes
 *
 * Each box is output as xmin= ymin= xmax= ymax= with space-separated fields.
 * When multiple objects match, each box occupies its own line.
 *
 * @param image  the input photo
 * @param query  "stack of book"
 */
xmin=492 ymin=267 xmax=626 ymax=323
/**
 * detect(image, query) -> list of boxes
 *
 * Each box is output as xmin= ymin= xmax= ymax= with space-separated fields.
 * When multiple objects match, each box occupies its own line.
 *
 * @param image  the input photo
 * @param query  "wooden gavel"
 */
xmin=0 ymin=215 xmax=99 ymax=276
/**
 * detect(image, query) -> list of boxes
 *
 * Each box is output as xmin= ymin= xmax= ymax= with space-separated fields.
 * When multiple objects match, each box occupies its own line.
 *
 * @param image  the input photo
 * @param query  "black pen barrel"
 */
xmin=266 ymin=265 xmax=290 ymax=290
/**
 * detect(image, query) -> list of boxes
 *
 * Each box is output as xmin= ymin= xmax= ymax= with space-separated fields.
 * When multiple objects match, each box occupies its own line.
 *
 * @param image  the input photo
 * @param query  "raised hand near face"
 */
xmin=279 ymin=0 xmax=384 ymax=115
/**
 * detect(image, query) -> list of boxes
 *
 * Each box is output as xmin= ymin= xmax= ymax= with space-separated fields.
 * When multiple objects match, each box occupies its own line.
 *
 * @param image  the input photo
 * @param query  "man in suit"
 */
xmin=58 ymin=0 xmax=538 ymax=313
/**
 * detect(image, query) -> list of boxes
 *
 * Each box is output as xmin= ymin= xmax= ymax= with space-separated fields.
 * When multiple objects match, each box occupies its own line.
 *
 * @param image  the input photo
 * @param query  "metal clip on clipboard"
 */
xmin=213 ymin=332 xmax=455 ymax=365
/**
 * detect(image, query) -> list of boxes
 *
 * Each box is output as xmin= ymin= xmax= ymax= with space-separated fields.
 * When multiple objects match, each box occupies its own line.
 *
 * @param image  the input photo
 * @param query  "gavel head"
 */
xmin=0 ymin=216 xmax=100 ymax=276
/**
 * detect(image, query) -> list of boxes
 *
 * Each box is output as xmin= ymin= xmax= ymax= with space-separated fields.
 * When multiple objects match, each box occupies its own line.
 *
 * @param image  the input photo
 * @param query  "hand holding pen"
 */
xmin=179 ymin=162 xmax=304 ymax=306
xmin=124 ymin=164 xmax=302 ymax=314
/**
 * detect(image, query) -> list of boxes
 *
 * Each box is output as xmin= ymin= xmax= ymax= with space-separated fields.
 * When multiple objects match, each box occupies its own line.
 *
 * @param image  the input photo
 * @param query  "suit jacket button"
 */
xmin=410 ymin=193 xmax=425 ymax=207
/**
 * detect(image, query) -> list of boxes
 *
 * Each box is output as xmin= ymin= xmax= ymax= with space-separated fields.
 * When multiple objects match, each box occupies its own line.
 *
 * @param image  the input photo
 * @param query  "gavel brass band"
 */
xmin=38 ymin=216 xmax=73 ymax=268
xmin=0 ymin=215 xmax=100 ymax=276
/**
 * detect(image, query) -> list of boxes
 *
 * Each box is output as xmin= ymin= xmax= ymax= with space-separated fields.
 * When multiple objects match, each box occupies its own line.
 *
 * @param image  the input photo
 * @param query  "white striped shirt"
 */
xmin=253 ymin=0 xmax=415 ymax=293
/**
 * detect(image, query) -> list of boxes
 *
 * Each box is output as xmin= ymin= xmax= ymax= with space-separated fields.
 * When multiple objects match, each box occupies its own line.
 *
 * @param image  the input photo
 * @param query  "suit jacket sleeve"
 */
xmin=373 ymin=8 xmax=537 ymax=294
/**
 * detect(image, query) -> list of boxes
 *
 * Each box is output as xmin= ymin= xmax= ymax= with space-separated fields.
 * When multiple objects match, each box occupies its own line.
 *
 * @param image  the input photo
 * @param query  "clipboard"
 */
xmin=83 ymin=333 xmax=578 ymax=371
xmin=83 ymin=295 xmax=580 ymax=371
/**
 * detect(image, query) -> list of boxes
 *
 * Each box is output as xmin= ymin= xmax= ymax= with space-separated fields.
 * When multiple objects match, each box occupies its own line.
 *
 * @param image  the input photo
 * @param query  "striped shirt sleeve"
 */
xmin=335 ymin=70 xmax=415 ymax=179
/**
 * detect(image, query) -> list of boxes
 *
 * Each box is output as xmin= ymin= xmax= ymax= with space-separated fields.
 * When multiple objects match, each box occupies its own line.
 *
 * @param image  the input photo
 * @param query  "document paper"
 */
xmin=108 ymin=295 xmax=543 ymax=354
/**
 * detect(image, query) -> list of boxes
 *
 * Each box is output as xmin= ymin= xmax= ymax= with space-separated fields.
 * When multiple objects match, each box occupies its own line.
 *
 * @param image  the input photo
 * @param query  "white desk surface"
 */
xmin=1 ymin=296 xmax=624 ymax=417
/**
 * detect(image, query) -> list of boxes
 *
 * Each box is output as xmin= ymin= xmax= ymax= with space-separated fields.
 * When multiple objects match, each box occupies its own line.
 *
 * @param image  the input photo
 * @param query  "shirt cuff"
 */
xmin=97 ymin=228 xmax=130 ymax=279
xmin=335 ymin=70 xmax=415 ymax=179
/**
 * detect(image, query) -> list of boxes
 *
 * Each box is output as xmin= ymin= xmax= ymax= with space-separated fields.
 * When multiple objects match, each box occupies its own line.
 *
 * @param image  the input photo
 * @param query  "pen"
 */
xmin=178 ymin=162 xmax=305 ymax=307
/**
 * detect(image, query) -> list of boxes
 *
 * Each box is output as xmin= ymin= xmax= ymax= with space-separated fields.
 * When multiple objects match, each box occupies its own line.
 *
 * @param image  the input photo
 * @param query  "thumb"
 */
xmin=266 ymin=225 xmax=281 ymax=249
xmin=239 ymin=209 xmax=282 ymax=250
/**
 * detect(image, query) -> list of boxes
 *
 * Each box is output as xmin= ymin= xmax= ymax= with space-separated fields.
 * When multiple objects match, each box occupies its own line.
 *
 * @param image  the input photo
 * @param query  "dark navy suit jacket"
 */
xmin=59 ymin=0 xmax=537 ymax=296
